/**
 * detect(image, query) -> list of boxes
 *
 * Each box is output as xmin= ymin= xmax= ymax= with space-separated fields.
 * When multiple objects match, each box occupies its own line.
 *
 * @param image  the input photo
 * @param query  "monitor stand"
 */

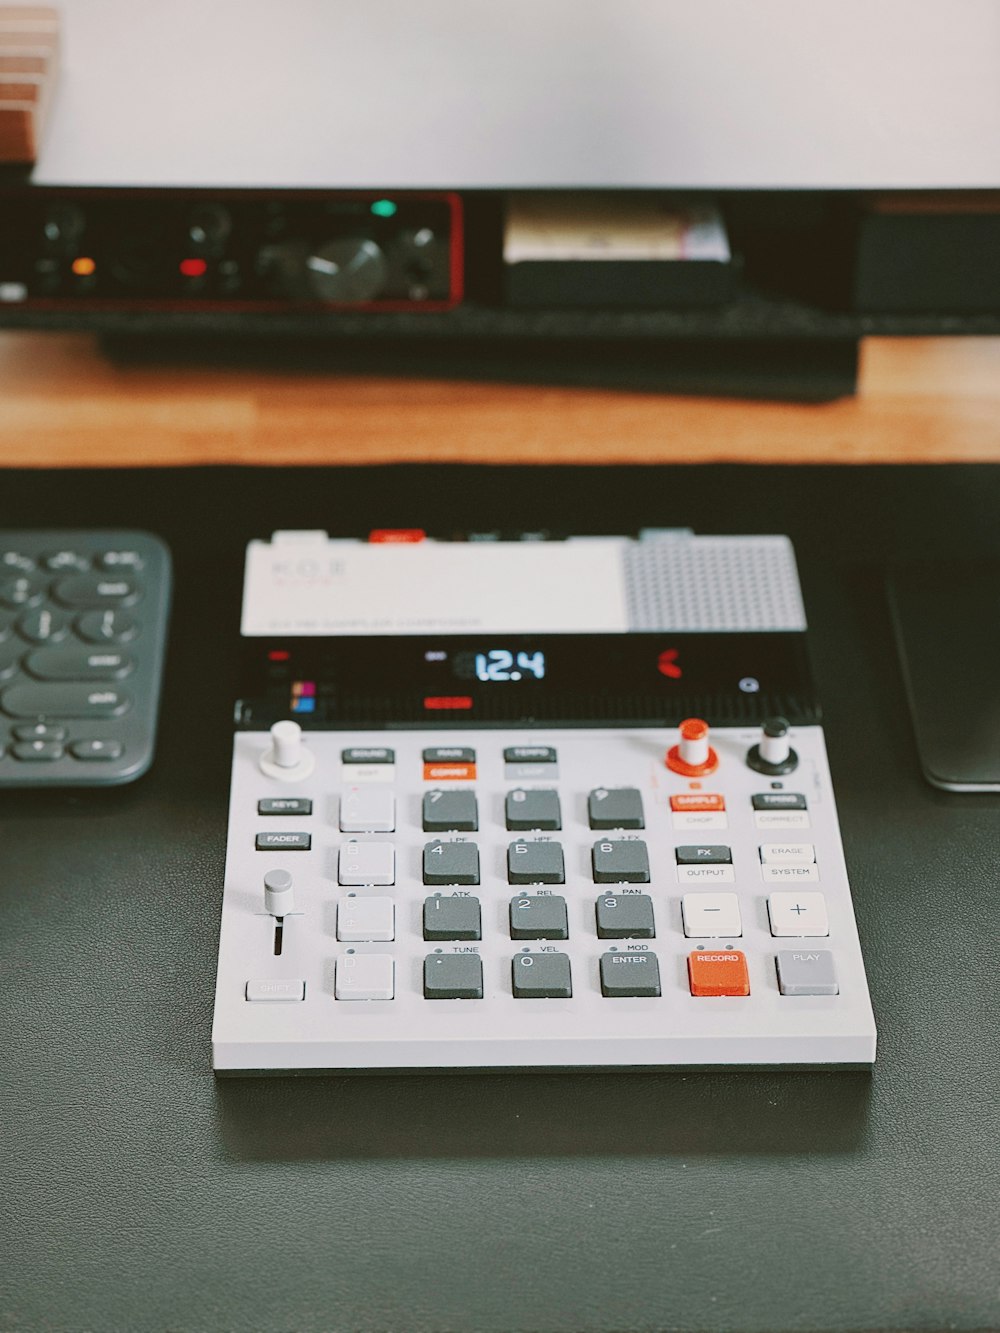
xmin=888 ymin=562 xmax=1000 ymax=791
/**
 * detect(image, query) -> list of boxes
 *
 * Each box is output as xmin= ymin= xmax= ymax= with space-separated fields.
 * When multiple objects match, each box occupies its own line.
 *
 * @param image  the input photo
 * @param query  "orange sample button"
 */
xmin=423 ymin=763 xmax=477 ymax=781
xmin=688 ymin=949 xmax=750 ymax=996
xmin=670 ymin=793 xmax=726 ymax=812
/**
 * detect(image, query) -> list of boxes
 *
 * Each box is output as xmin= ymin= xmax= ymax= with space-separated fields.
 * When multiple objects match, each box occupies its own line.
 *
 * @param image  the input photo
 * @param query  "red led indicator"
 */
xmin=267 ymin=650 xmax=291 ymax=662
xmin=657 ymin=648 xmax=683 ymax=680
xmin=179 ymin=258 xmax=208 ymax=278
xmin=423 ymin=696 xmax=473 ymax=710
xmin=369 ymin=529 xmax=426 ymax=543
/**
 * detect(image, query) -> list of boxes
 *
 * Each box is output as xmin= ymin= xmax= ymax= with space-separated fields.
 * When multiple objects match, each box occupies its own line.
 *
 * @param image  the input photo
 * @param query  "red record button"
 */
xmin=688 ymin=950 xmax=750 ymax=997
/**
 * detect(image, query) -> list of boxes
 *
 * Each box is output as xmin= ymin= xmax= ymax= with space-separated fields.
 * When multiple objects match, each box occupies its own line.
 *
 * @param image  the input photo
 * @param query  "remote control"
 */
xmin=212 ymin=531 xmax=876 ymax=1073
xmin=0 ymin=530 xmax=171 ymax=787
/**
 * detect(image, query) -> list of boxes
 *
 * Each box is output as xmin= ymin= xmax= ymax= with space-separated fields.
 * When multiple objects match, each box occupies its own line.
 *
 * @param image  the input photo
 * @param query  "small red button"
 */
xmin=670 ymin=793 xmax=726 ymax=812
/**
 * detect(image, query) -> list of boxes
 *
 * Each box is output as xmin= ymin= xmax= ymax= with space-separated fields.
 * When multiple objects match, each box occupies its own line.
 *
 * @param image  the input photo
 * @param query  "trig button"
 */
xmin=506 ymin=788 xmax=561 ymax=831
xmin=688 ymin=949 xmax=750 ymax=996
xmin=588 ymin=787 xmax=645 ymax=829
xmin=512 ymin=952 xmax=572 ymax=999
xmin=423 ymin=789 xmax=478 ymax=832
xmin=423 ymin=954 xmax=483 ymax=1000
xmin=600 ymin=952 xmax=661 ymax=998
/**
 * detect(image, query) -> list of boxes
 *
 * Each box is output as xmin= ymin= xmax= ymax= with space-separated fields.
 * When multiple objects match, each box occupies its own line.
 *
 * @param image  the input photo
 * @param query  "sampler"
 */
xmin=211 ymin=530 xmax=877 ymax=1073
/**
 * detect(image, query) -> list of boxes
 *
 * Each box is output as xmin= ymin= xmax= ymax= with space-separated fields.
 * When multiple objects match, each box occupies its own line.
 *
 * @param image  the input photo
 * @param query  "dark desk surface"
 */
xmin=3 ymin=465 xmax=999 ymax=1333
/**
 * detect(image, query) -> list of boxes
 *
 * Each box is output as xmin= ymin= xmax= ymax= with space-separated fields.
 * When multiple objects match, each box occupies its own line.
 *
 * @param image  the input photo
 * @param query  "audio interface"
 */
xmin=0 ymin=187 xmax=463 ymax=311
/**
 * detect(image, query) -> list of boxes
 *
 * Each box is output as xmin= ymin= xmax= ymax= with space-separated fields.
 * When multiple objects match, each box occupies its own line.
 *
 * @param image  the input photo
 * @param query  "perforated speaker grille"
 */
xmin=624 ymin=536 xmax=807 ymax=632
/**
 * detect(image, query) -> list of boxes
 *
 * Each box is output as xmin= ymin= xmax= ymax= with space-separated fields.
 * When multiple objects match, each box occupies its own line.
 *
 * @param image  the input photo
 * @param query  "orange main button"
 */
xmin=423 ymin=763 xmax=477 ymax=781
xmin=688 ymin=949 xmax=750 ymax=996
xmin=670 ymin=793 xmax=726 ymax=812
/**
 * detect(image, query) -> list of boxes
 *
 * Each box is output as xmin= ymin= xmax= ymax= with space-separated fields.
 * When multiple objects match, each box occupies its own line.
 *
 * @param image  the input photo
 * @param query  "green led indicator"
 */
xmin=370 ymin=199 xmax=398 ymax=218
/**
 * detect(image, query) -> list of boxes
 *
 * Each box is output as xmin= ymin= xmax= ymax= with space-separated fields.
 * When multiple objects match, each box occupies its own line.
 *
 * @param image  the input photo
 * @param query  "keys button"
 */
xmin=16 ymin=609 xmax=69 ymax=644
xmin=75 ymin=610 xmax=139 ymax=644
xmin=595 ymin=893 xmax=655 ymax=938
xmin=69 ymin=739 xmax=123 ymax=761
xmin=423 ymin=953 xmax=483 ymax=1000
xmin=509 ymin=894 xmax=569 ymax=940
xmin=336 ymin=896 xmax=395 ymax=942
xmin=11 ymin=740 xmax=64 ymax=762
xmin=0 ymin=575 xmax=45 ymax=610
xmin=13 ymin=723 xmax=66 ymax=741
xmin=41 ymin=549 xmax=90 ymax=573
xmin=600 ymin=952 xmax=661 ymax=998
xmin=688 ymin=949 xmax=751 ymax=996
xmin=512 ymin=952 xmax=573 ymax=999
xmin=505 ymin=787 xmax=561 ymax=831
xmin=423 ymin=895 xmax=482 ymax=941
xmin=423 ymin=840 xmax=480 ymax=886
xmin=507 ymin=840 xmax=565 ymax=884
xmin=588 ymin=787 xmax=645 ymax=829
xmin=258 ymin=797 xmax=313 ymax=816
xmin=335 ymin=953 xmax=394 ymax=1001
xmin=422 ymin=789 xmax=478 ymax=832
xmin=592 ymin=839 xmax=650 ymax=883
xmin=53 ymin=574 xmax=141 ymax=608
xmin=338 ymin=840 xmax=395 ymax=886
xmin=776 ymin=949 xmax=840 ymax=996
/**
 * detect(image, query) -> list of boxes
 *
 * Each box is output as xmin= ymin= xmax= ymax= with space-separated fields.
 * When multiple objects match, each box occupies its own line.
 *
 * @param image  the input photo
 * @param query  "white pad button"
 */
xmin=340 ymin=787 xmax=396 ymax=832
xmin=681 ymin=892 xmax=742 ymax=938
xmin=335 ymin=953 xmax=394 ymax=1000
xmin=337 ymin=896 xmax=395 ymax=941
xmin=767 ymin=891 xmax=830 ymax=937
xmin=338 ymin=841 xmax=395 ymax=886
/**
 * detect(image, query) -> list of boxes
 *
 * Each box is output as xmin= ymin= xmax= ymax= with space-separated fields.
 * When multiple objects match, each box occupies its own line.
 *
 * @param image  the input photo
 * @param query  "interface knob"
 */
xmin=259 ymin=720 xmax=315 ymax=782
xmin=666 ymin=717 xmax=719 ymax=777
xmin=746 ymin=717 xmax=799 ymax=775
xmin=263 ymin=868 xmax=295 ymax=917
xmin=304 ymin=237 xmax=389 ymax=302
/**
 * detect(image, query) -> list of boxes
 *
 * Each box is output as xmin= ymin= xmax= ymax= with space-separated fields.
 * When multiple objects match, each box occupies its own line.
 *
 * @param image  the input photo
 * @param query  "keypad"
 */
xmin=0 ymin=531 xmax=170 ymax=788
xmin=218 ymin=725 xmax=874 ymax=1072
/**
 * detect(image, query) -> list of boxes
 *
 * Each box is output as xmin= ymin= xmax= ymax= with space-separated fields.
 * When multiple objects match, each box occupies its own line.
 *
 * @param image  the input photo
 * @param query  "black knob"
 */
xmin=186 ymin=204 xmax=232 ymax=257
xmin=40 ymin=203 xmax=86 ymax=256
xmin=303 ymin=237 xmax=388 ymax=302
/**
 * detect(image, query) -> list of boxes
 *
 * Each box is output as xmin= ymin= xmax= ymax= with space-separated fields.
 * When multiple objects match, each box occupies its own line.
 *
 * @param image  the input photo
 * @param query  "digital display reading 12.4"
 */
xmin=471 ymin=649 xmax=545 ymax=682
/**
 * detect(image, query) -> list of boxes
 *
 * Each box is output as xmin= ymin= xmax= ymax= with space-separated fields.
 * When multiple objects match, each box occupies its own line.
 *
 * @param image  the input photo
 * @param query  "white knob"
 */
xmin=259 ymin=718 xmax=315 ymax=781
xmin=264 ymin=868 xmax=294 ymax=916
xmin=759 ymin=718 xmax=791 ymax=766
xmin=678 ymin=718 xmax=710 ymax=768
xmin=270 ymin=720 xmax=302 ymax=769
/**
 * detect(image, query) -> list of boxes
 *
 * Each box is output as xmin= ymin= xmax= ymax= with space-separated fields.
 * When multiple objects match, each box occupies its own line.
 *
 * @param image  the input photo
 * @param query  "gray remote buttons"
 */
xmin=0 ymin=532 xmax=171 ymax=787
